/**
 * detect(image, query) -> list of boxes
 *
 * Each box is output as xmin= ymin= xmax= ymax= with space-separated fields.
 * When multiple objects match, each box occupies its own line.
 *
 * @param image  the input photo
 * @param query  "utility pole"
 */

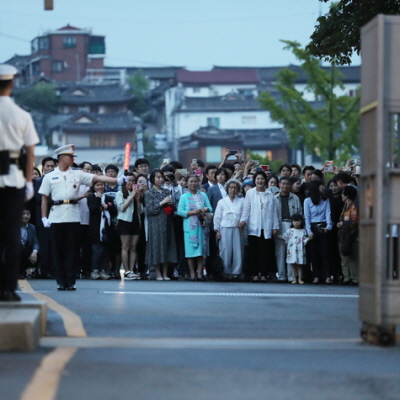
xmin=136 ymin=122 xmax=144 ymax=159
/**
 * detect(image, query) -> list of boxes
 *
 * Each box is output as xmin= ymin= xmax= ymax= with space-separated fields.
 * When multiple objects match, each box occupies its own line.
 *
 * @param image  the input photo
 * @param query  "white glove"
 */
xmin=117 ymin=175 xmax=129 ymax=185
xmin=41 ymin=217 xmax=51 ymax=228
xmin=26 ymin=181 xmax=34 ymax=201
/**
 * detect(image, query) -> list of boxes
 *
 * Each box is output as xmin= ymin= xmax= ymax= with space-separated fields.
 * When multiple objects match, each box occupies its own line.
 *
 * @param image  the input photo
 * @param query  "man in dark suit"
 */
xmin=20 ymin=209 xmax=39 ymax=278
xmin=202 ymin=165 xmax=218 ymax=192
xmin=206 ymin=168 xmax=229 ymax=278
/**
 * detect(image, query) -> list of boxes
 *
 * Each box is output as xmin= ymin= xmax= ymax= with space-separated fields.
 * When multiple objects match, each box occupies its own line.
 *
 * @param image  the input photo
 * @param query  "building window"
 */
xmin=89 ymin=36 xmax=106 ymax=54
xmin=242 ymin=116 xmax=257 ymax=125
xmin=52 ymin=61 xmax=63 ymax=72
xmin=206 ymin=146 xmax=222 ymax=163
xmin=193 ymin=87 xmax=200 ymax=93
xmin=207 ymin=117 xmax=220 ymax=128
xmin=91 ymin=134 xmax=117 ymax=147
xmin=39 ymin=37 xmax=49 ymax=50
xmin=64 ymin=37 xmax=76 ymax=48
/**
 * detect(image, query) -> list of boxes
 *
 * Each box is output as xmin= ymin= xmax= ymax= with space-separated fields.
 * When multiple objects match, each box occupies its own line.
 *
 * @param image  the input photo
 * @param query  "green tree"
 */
xmin=127 ymin=70 xmax=150 ymax=117
xmin=258 ymin=40 xmax=360 ymax=162
xmin=15 ymin=82 xmax=59 ymax=141
xmin=247 ymin=151 xmax=283 ymax=174
xmin=307 ymin=0 xmax=400 ymax=65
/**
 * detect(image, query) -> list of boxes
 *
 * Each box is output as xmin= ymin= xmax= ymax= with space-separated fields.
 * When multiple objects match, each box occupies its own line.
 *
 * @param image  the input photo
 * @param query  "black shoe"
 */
xmin=0 ymin=290 xmax=21 ymax=301
xmin=57 ymin=286 xmax=66 ymax=291
xmin=67 ymin=286 xmax=76 ymax=291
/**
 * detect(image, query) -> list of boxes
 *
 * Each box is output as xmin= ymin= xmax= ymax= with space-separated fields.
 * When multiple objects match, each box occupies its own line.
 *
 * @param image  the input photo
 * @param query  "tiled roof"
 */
xmin=105 ymin=66 xmax=184 ymax=80
xmin=213 ymin=64 xmax=360 ymax=84
xmin=60 ymin=84 xmax=134 ymax=105
xmin=176 ymin=94 xmax=263 ymax=112
xmin=183 ymin=126 xmax=288 ymax=149
xmin=57 ymin=111 xmax=137 ymax=133
xmin=3 ymin=54 xmax=31 ymax=70
xmin=177 ymin=69 xmax=259 ymax=84
xmin=57 ymin=24 xmax=81 ymax=31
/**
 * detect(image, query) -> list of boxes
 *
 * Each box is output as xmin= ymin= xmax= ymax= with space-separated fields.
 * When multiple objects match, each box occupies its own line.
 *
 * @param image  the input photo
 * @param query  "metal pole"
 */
xmin=136 ymin=123 xmax=144 ymax=159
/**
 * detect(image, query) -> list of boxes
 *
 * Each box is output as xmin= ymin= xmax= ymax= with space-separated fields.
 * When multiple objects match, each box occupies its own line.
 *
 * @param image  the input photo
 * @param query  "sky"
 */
xmin=0 ymin=0 xmax=360 ymax=70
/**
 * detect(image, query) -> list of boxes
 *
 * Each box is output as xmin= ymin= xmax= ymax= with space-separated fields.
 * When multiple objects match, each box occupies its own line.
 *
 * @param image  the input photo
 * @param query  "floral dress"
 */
xmin=282 ymin=228 xmax=309 ymax=264
xmin=178 ymin=190 xmax=213 ymax=258
xmin=144 ymin=187 xmax=177 ymax=265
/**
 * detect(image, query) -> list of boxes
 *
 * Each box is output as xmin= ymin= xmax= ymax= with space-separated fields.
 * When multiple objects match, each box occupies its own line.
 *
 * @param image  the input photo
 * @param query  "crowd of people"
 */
xmin=22 ymin=149 xmax=361 ymax=287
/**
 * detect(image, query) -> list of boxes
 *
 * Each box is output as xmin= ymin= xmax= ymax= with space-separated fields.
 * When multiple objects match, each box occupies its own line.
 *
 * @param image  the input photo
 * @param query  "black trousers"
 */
xmin=37 ymin=224 xmax=53 ymax=277
xmin=76 ymin=224 xmax=92 ymax=277
xmin=0 ymin=187 xmax=25 ymax=292
xmin=50 ymin=222 xmax=80 ymax=287
xmin=247 ymin=232 xmax=277 ymax=277
xmin=309 ymin=224 xmax=331 ymax=280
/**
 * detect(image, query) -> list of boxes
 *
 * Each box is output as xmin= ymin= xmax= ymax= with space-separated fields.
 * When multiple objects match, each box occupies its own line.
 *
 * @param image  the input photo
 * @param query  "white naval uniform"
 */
xmin=39 ymin=167 xmax=94 ymax=223
xmin=38 ymin=167 xmax=94 ymax=288
xmin=0 ymin=95 xmax=39 ymax=293
xmin=0 ymin=96 xmax=39 ymax=188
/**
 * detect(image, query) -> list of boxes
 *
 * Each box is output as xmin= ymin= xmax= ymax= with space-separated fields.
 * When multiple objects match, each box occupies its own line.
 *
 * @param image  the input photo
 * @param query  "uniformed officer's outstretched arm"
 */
xmin=93 ymin=174 xmax=127 ymax=186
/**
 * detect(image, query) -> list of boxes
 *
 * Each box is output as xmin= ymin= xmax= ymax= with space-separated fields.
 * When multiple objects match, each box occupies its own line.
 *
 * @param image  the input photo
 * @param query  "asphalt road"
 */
xmin=1 ymin=279 xmax=400 ymax=400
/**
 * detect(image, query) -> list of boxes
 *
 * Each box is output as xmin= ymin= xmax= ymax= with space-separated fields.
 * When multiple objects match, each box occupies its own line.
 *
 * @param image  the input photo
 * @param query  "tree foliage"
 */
xmin=15 ymin=82 xmax=59 ymax=115
xmin=258 ymin=40 xmax=360 ymax=162
xmin=307 ymin=0 xmax=400 ymax=65
xmin=127 ymin=69 xmax=150 ymax=116
xmin=15 ymin=82 xmax=59 ymax=141
xmin=247 ymin=151 xmax=283 ymax=174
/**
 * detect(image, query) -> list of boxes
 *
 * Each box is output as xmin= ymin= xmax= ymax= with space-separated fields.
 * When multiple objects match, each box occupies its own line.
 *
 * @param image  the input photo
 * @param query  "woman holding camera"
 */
xmin=178 ymin=174 xmax=213 ymax=280
xmin=214 ymin=179 xmax=244 ymax=280
xmin=304 ymin=180 xmax=333 ymax=284
xmin=145 ymin=169 xmax=177 ymax=280
xmin=116 ymin=172 xmax=143 ymax=280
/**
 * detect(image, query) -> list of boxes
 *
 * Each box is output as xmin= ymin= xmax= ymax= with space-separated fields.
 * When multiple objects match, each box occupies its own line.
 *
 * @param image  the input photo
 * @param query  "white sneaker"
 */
xmin=100 ymin=272 xmax=111 ymax=280
xmin=124 ymin=271 xmax=140 ymax=280
xmin=91 ymin=270 xmax=101 ymax=280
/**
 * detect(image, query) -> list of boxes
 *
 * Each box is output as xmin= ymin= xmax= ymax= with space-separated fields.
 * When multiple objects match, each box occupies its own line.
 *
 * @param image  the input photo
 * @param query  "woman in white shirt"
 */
xmin=214 ymin=179 xmax=244 ymax=280
xmin=115 ymin=173 xmax=143 ymax=280
xmin=239 ymin=171 xmax=279 ymax=282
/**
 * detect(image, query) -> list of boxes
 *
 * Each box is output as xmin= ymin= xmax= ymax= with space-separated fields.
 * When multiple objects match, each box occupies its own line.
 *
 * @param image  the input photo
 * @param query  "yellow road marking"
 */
xmin=18 ymin=280 xmax=86 ymax=400
xmin=19 ymin=347 xmax=77 ymax=400
xmin=19 ymin=280 xmax=87 ymax=337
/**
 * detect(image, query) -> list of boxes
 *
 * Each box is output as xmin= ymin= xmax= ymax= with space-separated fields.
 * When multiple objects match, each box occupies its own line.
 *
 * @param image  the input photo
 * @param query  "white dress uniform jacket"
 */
xmin=39 ymin=167 xmax=94 ymax=223
xmin=0 ymin=97 xmax=39 ymax=188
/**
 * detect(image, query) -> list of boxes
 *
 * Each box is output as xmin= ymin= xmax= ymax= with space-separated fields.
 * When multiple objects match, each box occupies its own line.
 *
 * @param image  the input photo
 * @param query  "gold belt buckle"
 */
xmin=63 ymin=199 xmax=70 ymax=204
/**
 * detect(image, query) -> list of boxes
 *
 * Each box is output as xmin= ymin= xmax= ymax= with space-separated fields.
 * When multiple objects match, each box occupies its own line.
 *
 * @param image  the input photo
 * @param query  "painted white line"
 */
xmin=102 ymin=291 xmax=358 ymax=298
xmin=40 ymin=336 xmax=366 ymax=351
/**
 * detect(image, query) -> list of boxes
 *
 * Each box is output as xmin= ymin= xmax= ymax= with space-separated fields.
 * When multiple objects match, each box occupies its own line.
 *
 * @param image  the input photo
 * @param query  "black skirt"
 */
xmin=117 ymin=219 xmax=140 ymax=236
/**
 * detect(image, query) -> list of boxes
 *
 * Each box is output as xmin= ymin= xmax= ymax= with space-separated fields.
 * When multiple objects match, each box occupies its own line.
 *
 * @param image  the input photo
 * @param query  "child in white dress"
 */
xmin=281 ymin=214 xmax=310 ymax=284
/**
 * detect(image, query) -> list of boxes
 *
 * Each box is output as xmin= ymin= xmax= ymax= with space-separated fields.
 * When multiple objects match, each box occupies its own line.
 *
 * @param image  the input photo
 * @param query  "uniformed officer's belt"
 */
xmin=53 ymin=199 xmax=78 ymax=205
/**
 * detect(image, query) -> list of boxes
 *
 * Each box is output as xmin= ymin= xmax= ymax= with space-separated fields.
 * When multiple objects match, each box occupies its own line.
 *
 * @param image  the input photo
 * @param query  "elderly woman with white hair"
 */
xmin=213 ymin=178 xmax=245 ymax=279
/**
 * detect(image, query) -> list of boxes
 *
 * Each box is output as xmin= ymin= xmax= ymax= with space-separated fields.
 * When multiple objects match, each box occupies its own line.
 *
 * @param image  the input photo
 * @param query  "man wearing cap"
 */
xmin=0 ymin=64 xmax=39 ymax=301
xmin=39 ymin=144 xmax=127 ymax=290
